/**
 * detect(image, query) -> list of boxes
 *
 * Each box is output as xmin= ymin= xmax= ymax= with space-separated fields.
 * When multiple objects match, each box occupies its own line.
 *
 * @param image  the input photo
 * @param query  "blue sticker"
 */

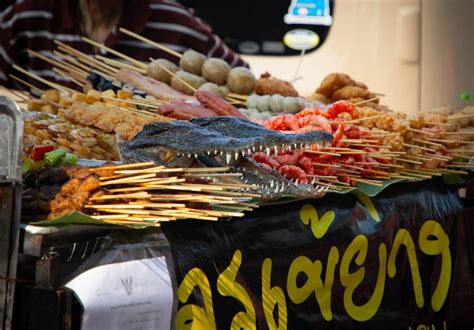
xmin=284 ymin=0 xmax=333 ymax=26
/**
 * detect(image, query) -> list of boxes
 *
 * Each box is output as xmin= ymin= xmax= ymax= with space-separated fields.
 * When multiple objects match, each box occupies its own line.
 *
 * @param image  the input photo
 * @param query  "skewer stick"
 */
xmin=339 ymin=164 xmax=390 ymax=176
xmin=81 ymin=37 xmax=148 ymax=69
xmin=353 ymin=179 xmax=384 ymax=187
xmin=441 ymin=169 xmax=469 ymax=175
xmin=27 ymin=49 xmax=89 ymax=78
xmin=445 ymin=131 xmax=474 ymax=135
xmin=428 ymin=138 xmax=456 ymax=144
xmin=451 ymin=154 xmax=473 ymax=160
xmin=352 ymin=97 xmax=380 ymax=106
xmin=424 ymin=121 xmax=451 ymax=127
xmin=399 ymin=171 xmax=432 ymax=179
xmin=150 ymin=58 xmax=197 ymax=93
xmin=313 ymin=162 xmax=339 ymax=168
xmin=412 ymin=138 xmax=443 ymax=147
xmin=12 ymin=64 xmax=73 ymax=94
xmin=447 ymin=113 xmax=474 ymax=120
xmin=408 ymin=128 xmax=435 ymax=136
xmin=344 ymin=115 xmax=381 ymax=124
xmin=56 ymin=44 xmax=117 ymax=78
xmin=303 ymin=150 xmax=341 ymax=157
xmin=52 ymin=68 xmax=84 ymax=87
xmin=9 ymin=74 xmax=44 ymax=94
xmin=53 ymin=51 xmax=94 ymax=73
xmin=91 ymin=161 xmax=155 ymax=172
xmin=402 ymin=143 xmax=437 ymax=152
xmin=227 ymin=93 xmax=248 ymax=100
xmin=394 ymin=158 xmax=423 ymax=165
xmin=119 ymin=27 xmax=183 ymax=59
xmin=95 ymin=55 xmax=147 ymax=74
xmin=100 ymin=95 xmax=162 ymax=108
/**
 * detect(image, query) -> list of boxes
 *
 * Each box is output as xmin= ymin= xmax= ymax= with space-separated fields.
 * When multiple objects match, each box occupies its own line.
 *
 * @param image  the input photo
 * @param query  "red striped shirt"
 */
xmin=0 ymin=0 xmax=247 ymax=92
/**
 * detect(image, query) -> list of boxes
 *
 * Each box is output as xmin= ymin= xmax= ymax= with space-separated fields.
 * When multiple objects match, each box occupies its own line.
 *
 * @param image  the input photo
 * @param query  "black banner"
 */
xmin=162 ymin=180 xmax=474 ymax=329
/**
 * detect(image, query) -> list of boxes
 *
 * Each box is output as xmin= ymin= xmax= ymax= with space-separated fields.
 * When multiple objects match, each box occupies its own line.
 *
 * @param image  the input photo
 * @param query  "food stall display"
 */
xmin=0 ymin=27 xmax=473 ymax=330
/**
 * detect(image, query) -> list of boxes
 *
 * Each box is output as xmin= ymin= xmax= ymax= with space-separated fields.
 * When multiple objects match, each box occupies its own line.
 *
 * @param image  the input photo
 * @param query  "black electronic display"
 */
xmin=179 ymin=0 xmax=334 ymax=56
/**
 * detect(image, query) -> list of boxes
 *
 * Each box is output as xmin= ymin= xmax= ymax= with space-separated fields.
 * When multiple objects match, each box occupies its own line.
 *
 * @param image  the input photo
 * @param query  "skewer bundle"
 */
xmin=86 ymin=162 xmax=260 ymax=226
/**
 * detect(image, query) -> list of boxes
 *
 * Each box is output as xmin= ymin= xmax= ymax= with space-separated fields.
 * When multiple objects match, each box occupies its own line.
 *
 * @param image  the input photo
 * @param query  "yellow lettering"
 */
xmin=387 ymin=229 xmax=424 ymax=307
xmin=419 ymin=221 xmax=451 ymax=312
xmin=217 ymin=250 xmax=256 ymax=330
xmin=300 ymin=204 xmax=335 ymax=239
xmin=287 ymin=247 xmax=339 ymax=321
xmin=355 ymin=191 xmax=380 ymax=222
xmin=176 ymin=268 xmax=216 ymax=330
xmin=262 ymin=258 xmax=287 ymax=330
xmin=340 ymin=235 xmax=387 ymax=321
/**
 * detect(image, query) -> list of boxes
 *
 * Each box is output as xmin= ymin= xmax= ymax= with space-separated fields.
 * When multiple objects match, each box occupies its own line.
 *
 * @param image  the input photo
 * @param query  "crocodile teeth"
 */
xmin=214 ymin=150 xmax=218 ymax=155
xmin=244 ymin=179 xmax=248 ymax=183
xmin=251 ymin=146 xmax=256 ymax=152
xmin=265 ymin=147 xmax=271 ymax=157
xmin=280 ymin=183 xmax=285 ymax=192
xmin=295 ymin=179 xmax=299 ymax=185
xmin=207 ymin=151 xmax=211 ymax=155
xmin=270 ymin=180 xmax=274 ymax=188
xmin=226 ymin=153 xmax=232 ymax=164
xmin=273 ymin=146 xmax=278 ymax=155
xmin=311 ymin=177 xmax=316 ymax=184
xmin=247 ymin=149 xmax=251 ymax=154
xmin=259 ymin=145 xmax=263 ymax=151
xmin=293 ymin=144 xmax=298 ymax=149
xmin=220 ymin=151 xmax=224 ymax=156
xmin=235 ymin=152 xmax=239 ymax=159
xmin=187 ymin=153 xmax=192 ymax=158
xmin=274 ymin=182 xmax=279 ymax=193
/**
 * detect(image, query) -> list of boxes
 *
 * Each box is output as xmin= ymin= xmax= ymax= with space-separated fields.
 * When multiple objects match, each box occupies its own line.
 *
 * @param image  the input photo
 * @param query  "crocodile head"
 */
xmin=120 ymin=117 xmax=333 ymax=199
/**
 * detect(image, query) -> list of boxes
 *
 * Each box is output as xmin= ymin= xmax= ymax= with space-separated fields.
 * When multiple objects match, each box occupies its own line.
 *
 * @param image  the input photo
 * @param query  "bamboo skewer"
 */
xmin=9 ymin=74 xmax=45 ymax=94
xmin=95 ymin=54 xmax=147 ymax=74
xmin=352 ymin=97 xmax=380 ymax=106
xmin=120 ymin=27 xmax=183 ymax=59
xmin=151 ymin=58 xmax=197 ymax=93
xmin=27 ymin=49 xmax=90 ymax=78
xmin=55 ymin=42 xmax=118 ymax=78
xmin=344 ymin=115 xmax=381 ymax=124
xmin=447 ymin=113 xmax=474 ymax=120
xmin=81 ymin=36 xmax=148 ymax=69
xmin=12 ymin=64 xmax=74 ymax=94
xmin=52 ymin=68 xmax=84 ymax=87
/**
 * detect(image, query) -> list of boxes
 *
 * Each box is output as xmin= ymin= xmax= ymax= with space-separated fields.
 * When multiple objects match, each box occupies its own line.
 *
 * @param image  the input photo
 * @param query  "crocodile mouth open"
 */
xmin=120 ymin=116 xmax=333 ymax=198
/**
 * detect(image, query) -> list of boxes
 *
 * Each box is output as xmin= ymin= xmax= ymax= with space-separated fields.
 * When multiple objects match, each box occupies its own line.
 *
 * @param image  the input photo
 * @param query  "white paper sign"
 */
xmin=66 ymin=257 xmax=173 ymax=330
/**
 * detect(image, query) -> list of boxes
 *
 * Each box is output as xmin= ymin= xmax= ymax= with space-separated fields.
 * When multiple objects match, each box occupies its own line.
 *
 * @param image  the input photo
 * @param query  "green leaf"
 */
xmin=31 ymin=211 xmax=148 ymax=228
xmin=460 ymin=91 xmax=471 ymax=101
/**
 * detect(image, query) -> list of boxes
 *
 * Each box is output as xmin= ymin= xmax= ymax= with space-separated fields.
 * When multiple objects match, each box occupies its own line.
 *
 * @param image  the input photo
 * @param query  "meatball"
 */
xmin=202 ymin=58 xmax=231 ymax=85
xmin=146 ymin=59 xmax=179 ymax=84
xmin=246 ymin=94 xmax=259 ymax=109
xmin=227 ymin=67 xmax=256 ymax=95
xmin=171 ymin=71 xmax=207 ymax=95
xmin=198 ymin=82 xmax=228 ymax=98
xmin=269 ymin=94 xmax=284 ymax=112
xmin=179 ymin=49 xmax=206 ymax=75
xmin=282 ymin=97 xmax=301 ymax=114
xmin=257 ymin=95 xmax=271 ymax=112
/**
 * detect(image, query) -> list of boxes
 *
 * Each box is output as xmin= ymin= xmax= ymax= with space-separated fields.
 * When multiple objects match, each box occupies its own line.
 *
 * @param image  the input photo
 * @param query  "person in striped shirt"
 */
xmin=0 ymin=0 xmax=248 ymax=92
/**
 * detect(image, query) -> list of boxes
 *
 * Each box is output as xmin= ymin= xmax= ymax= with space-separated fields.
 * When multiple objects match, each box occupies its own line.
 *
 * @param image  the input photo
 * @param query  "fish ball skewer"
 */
xmin=170 ymin=71 xmax=206 ymax=95
xmin=202 ymin=58 xmax=231 ymax=85
xmin=179 ymin=49 xmax=206 ymax=75
xmin=146 ymin=59 xmax=179 ymax=84
xmin=227 ymin=67 xmax=256 ymax=95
